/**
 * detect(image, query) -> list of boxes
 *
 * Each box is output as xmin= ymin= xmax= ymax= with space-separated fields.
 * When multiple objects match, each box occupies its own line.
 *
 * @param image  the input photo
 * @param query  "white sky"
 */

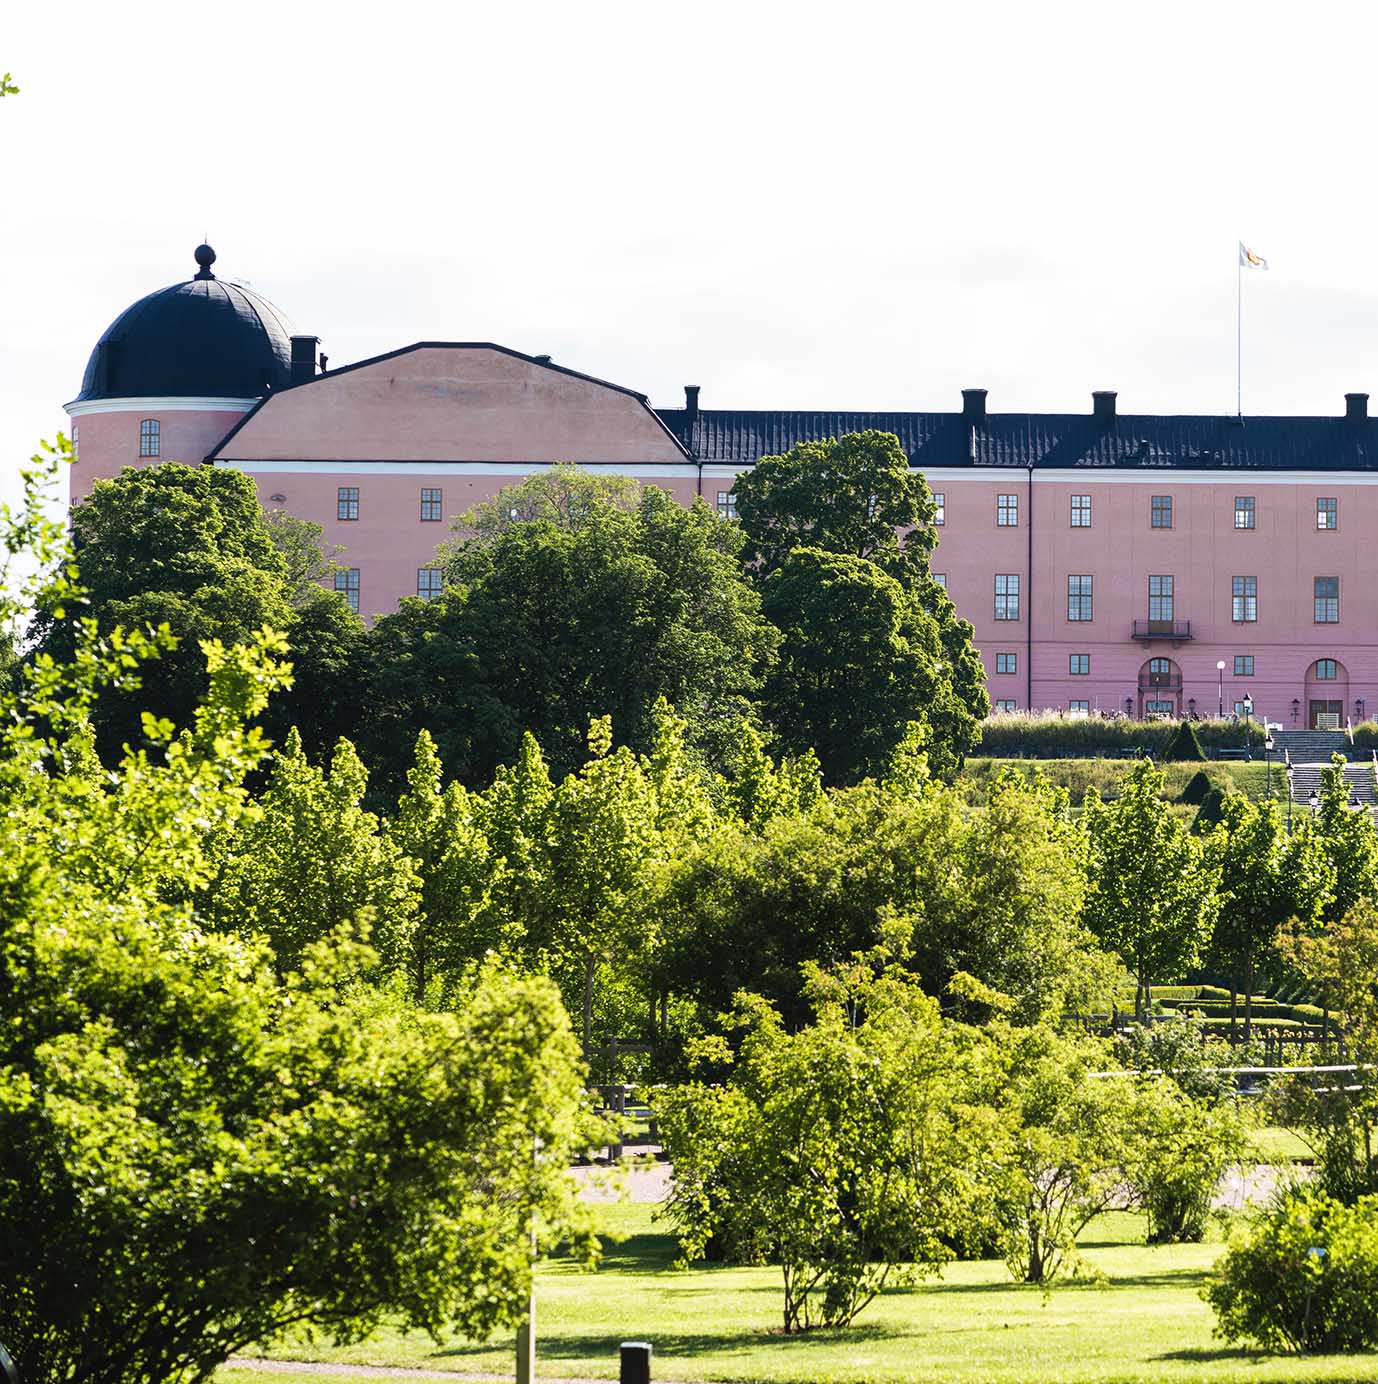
xmin=6 ymin=1 xmax=1378 ymax=512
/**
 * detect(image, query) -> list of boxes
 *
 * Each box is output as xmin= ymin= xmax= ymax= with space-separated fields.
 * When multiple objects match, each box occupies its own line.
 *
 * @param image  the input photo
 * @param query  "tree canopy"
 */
xmin=361 ymin=468 xmax=778 ymax=785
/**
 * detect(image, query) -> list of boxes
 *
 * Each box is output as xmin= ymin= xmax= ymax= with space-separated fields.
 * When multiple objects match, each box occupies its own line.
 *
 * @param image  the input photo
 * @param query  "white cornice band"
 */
xmin=64 ymin=396 xmax=259 ymax=418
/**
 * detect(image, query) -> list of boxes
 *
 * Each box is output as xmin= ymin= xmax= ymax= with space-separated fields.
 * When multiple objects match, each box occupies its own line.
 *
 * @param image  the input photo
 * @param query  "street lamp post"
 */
xmin=1264 ymin=728 xmax=1274 ymax=795
xmin=1243 ymin=693 xmax=1254 ymax=761
xmin=1216 ymin=659 xmax=1226 ymax=719
xmin=1286 ymin=760 xmax=1295 ymax=833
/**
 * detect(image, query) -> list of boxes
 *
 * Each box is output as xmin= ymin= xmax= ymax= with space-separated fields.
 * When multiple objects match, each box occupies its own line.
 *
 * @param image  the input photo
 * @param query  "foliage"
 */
xmin=1193 ymin=786 xmax=1230 ymax=834
xmin=0 ymin=445 xmax=597 ymax=1384
xmin=759 ymin=547 xmax=965 ymax=784
xmin=660 ymin=772 xmax=1104 ymax=1029
xmin=658 ymin=969 xmax=982 ymax=1332
xmin=734 ymin=431 xmax=986 ymax=783
xmin=363 ymin=470 xmax=776 ymax=786
xmin=978 ymin=1023 xmax=1143 ymax=1283
xmin=199 ymin=730 xmax=422 ymax=975
xmin=385 ymin=730 xmax=500 ymax=1003
xmin=1276 ymin=901 xmax=1378 ymax=1201
xmin=1309 ymin=757 xmax=1378 ymax=926
xmin=1117 ymin=1016 xmax=1252 ymax=1243
xmin=1204 ymin=795 xmax=1333 ymax=1040
xmin=731 ymin=429 xmax=938 ymax=584
xmin=1082 ymin=760 xmax=1221 ymax=1017
xmin=1163 ymin=718 xmax=1208 ymax=761
xmin=1205 ymin=1185 xmax=1378 ymax=1353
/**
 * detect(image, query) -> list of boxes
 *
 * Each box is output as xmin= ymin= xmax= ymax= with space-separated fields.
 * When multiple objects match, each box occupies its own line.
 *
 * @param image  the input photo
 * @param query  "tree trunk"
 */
xmin=1229 ymin=982 xmax=1238 ymax=1044
xmin=1244 ymin=951 xmax=1255 ymax=1045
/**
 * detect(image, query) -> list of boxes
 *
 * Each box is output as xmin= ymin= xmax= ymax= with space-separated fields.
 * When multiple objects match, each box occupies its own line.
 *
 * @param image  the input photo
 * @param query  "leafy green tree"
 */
xmin=1310 ymin=756 xmax=1378 ymax=925
xmin=733 ymin=431 xmax=986 ymax=781
xmin=363 ymin=470 xmax=776 ymax=785
xmin=759 ymin=547 xmax=962 ymax=784
xmin=386 ymin=730 xmax=502 ymax=1003
xmin=1083 ymin=760 xmax=1221 ymax=1018
xmin=732 ymin=429 xmax=938 ymax=582
xmin=0 ymin=451 xmax=596 ymax=1384
xmin=661 ymin=772 xmax=1104 ymax=1028
xmin=978 ymin=1022 xmax=1144 ymax=1283
xmin=658 ymin=968 xmax=982 ymax=1332
xmin=200 ymin=730 xmax=421 ymax=975
xmin=1206 ymin=795 xmax=1334 ymax=1041
xmin=1117 ymin=1016 xmax=1253 ymax=1243
xmin=1278 ymin=901 xmax=1378 ymax=1201
xmin=32 ymin=463 xmax=365 ymax=758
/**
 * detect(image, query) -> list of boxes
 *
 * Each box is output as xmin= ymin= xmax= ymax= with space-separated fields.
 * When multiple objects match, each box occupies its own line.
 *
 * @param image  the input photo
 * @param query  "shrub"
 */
xmin=1205 ymin=1185 xmax=1378 ymax=1352
xmin=1179 ymin=769 xmax=1213 ymax=804
xmin=1164 ymin=719 xmax=1208 ymax=762
xmin=1193 ymin=786 xmax=1229 ymax=834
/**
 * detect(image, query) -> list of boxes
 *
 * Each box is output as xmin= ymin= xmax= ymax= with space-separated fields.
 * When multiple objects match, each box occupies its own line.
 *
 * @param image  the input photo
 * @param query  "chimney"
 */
xmin=1093 ymin=390 xmax=1117 ymax=422
xmin=684 ymin=384 xmax=701 ymax=424
xmin=290 ymin=335 xmax=320 ymax=386
xmin=1346 ymin=392 xmax=1369 ymax=421
xmin=961 ymin=388 xmax=987 ymax=423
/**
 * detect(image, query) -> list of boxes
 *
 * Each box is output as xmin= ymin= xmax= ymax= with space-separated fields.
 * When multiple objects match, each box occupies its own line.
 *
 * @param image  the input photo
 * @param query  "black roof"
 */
xmin=76 ymin=246 xmax=294 ymax=402
xmin=656 ymin=406 xmax=1378 ymax=471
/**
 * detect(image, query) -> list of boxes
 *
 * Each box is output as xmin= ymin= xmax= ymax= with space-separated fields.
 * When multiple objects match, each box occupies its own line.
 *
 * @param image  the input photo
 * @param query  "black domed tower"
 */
xmin=65 ymin=245 xmax=313 ymax=502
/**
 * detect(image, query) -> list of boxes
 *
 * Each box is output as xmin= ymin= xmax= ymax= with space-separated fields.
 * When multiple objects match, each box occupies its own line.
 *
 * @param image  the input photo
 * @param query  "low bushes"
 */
xmin=977 ymin=711 xmax=1265 ymax=760
xmin=1206 ymin=1185 xmax=1378 ymax=1352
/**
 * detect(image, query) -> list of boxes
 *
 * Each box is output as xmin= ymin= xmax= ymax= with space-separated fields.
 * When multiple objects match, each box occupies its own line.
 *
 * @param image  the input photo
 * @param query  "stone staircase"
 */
xmin=1270 ymin=730 xmax=1378 ymax=807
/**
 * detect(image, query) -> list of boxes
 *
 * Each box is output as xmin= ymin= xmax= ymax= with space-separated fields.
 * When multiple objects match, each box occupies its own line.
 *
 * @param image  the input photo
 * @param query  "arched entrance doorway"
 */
xmin=1305 ymin=658 xmax=1349 ymax=729
xmin=1139 ymin=656 xmax=1182 ymax=718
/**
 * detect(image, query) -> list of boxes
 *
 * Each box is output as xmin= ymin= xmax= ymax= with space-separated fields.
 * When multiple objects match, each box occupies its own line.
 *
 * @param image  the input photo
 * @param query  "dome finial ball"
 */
xmin=193 ymin=243 xmax=217 ymax=280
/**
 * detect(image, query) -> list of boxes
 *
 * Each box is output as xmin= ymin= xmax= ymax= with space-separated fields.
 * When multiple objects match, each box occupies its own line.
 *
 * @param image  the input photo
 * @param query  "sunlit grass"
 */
xmin=224 ymin=1202 xmax=1378 ymax=1383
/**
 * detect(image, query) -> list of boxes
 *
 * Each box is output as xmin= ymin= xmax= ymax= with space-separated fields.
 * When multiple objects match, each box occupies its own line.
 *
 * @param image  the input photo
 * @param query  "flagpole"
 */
xmin=1236 ymin=245 xmax=1243 ymax=419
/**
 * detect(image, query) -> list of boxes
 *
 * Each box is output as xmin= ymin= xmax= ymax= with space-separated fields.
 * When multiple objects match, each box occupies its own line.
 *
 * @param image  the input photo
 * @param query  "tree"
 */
xmin=759 ymin=547 xmax=961 ymax=784
xmin=732 ymin=429 xmax=938 ymax=583
xmin=660 ymin=771 xmax=1106 ymax=1029
xmin=1206 ymin=794 xmax=1333 ymax=1041
xmin=978 ymin=1022 xmax=1145 ymax=1283
xmin=733 ymin=431 xmax=987 ymax=781
xmin=1310 ymin=756 xmax=1378 ymax=926
xmin=386 ymin=730 xmax=502 ymax=1004
xmin=199 ymin=730 xmax=422 ymax=976
xmin=0 ymin=448 xmax=596 ymax=1384
xmin=1082 ymin=760 xmax=1221 ymax=1019
xmin=31 ymin=463 xmax=366 ymax=758
xmin=1278 ymin=901 xmax=1378 ymax=1201
xmin=362 ymin=470 xmax=776 ymax=786
xmin=658 ymin=969 xmax=981 ymax=1331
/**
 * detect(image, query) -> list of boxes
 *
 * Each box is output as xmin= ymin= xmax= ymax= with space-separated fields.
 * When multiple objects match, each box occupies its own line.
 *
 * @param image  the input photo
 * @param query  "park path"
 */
xmin=226 ymin=1358 xmax=625 ymax=1384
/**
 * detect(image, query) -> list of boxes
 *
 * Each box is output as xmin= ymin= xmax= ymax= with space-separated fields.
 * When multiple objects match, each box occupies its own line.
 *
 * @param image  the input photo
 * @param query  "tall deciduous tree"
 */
xmin=1083 ymin=760 xmax=1221 ymax=1018
xmin=386 ymin=730 xmax=502 ymax=1003
xmin=1206 ymin=794 xmax=1334 ymax=1041
xmin=200 ymin=730 xmax=421 ymax=975
xmin=1310 ymin=755 xmax=1378 ymax=925
xmin=33 ymin=464 xmax=365 ymax=758
xmin=362 ymin=469 xmax=776 ymax=786
xmin=733 ymin=431 xmax=987 ymax=782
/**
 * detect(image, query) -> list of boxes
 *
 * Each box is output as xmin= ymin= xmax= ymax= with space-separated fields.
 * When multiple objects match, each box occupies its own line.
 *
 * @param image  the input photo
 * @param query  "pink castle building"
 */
xmin=67 ymin=246 xmax=1378 ymax=731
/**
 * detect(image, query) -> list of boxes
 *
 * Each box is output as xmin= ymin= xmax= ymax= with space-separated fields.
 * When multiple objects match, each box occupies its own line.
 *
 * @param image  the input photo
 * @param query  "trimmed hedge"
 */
xmin=1164 ymin=720 xmax=1208 ymax=762
xmin=978 ymin=711 xmax=1265 ymax=760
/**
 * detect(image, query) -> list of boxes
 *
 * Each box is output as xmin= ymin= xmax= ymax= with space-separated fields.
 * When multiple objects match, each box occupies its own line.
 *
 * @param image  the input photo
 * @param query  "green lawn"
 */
xmin=226 ymin=1203 xmax=1378 ymax=1384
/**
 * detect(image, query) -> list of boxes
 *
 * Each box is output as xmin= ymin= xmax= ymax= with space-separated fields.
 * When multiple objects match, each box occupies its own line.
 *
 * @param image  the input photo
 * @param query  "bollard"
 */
xmin=619 ymin=1340 xmax=652 ymax=1384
